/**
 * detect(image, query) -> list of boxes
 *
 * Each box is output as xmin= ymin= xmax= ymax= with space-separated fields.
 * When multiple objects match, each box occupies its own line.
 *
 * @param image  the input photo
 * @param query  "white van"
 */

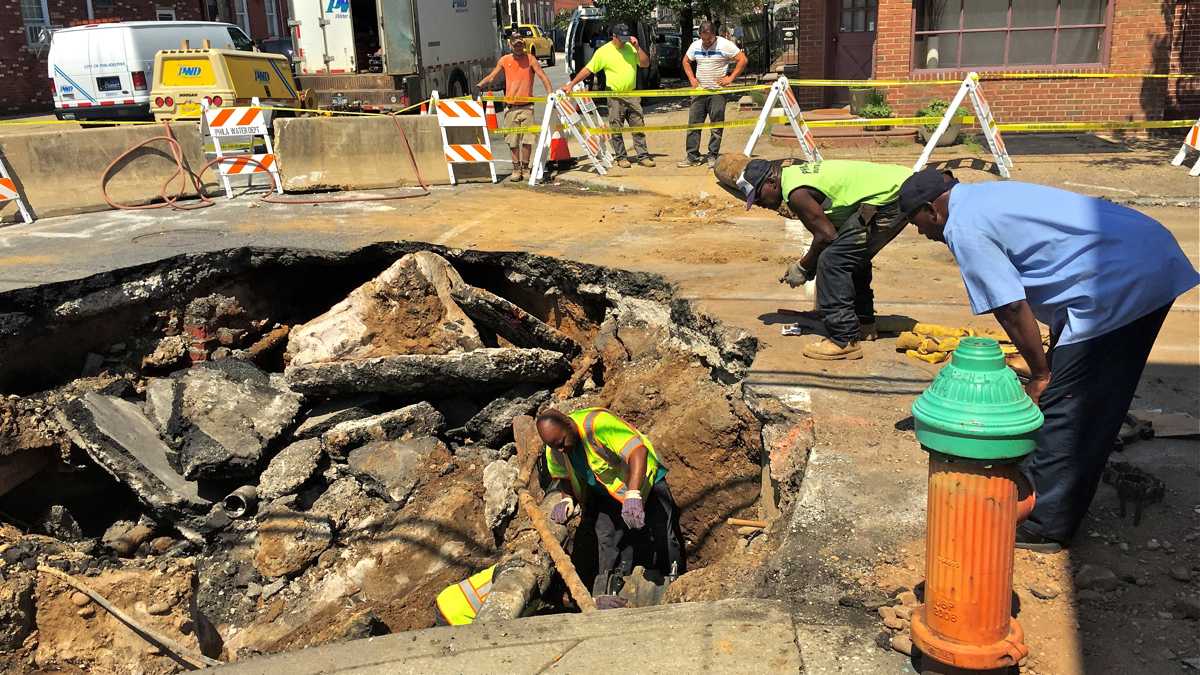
xmin=48 ymin=21 xmax=254 ymax=121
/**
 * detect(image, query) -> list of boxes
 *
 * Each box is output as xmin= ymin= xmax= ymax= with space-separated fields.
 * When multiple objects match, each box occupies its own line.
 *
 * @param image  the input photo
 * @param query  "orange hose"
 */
xmin=101 ymin=115 xmax=430 ymax=211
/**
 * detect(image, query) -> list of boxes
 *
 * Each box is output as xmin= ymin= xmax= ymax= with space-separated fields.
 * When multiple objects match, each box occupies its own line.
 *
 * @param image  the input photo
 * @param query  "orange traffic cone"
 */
xmin=484 ymin=99 xmax=498 ymax=130
xmin=549 ymin=128 xmax=571 ymax=163
xmin=419 ymin=101 xmax=427 ymax=114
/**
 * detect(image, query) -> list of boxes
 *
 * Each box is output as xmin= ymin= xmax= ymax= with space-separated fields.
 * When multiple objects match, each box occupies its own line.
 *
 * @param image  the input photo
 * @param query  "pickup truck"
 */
xmin=512 ymin=24 xmax=555 ymax=67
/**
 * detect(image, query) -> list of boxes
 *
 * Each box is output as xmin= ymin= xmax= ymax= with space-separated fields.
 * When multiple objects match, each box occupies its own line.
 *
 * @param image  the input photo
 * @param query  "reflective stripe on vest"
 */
xmin=436 ymin=565 xmax=495 ymax=626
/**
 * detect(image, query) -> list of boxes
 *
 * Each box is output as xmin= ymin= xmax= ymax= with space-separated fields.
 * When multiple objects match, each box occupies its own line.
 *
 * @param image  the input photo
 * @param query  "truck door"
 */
xmin=292 ymin=0 xmax=357 ymax=73
xmin=376 ymin=0 xmax=416 ymax=75
xmin=89 ymin=28 xmax=133 ymax=104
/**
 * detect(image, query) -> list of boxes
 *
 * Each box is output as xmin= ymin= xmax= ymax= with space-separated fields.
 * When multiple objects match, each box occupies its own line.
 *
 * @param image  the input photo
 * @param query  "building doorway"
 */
xmin=825 ymin=0 xmax=876 ymax=104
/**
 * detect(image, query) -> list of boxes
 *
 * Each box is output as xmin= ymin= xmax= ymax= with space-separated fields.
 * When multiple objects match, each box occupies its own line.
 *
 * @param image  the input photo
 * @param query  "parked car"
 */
xmin=505 ymin=24 xmax=555 ymax=66
xmin=258 ymin=36 xmax=297 ymax=73
xmin=48 ymin=21 xmax=253 ymax=121
xmin=564 ymin=7 xmax=661 ymax=90
xmin=656 ymin=32 xmax=682 ymax=75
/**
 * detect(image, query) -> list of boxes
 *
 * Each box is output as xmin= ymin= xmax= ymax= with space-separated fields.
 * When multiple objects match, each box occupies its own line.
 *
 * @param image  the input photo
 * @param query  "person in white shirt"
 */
xmin=679 ymin=22 xmax=747 ymax=168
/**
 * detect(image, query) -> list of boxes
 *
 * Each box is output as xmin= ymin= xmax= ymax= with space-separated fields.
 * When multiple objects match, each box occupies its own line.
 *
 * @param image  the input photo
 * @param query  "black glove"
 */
xmin=780 ymin=261 xmax=814 ymax=288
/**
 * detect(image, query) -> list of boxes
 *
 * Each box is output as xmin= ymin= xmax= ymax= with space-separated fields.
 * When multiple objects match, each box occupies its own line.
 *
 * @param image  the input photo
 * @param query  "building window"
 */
xmin=234 ymin=0 xmax=251 ymax=34
xmin=264 ymin=0 xmax=280 ymax=37
xmin=840 ymin=0 xmax=877 ymax=33
xmin=20 ymin=0 xmax=50 ymax=46
xmin=913 ymin=0 xmax=1108 ymax=70
xmin=157 ymin=5 xmax=178 ymax=20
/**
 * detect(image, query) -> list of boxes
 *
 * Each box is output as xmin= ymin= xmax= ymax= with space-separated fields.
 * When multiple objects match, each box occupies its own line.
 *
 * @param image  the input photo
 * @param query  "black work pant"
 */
xmin=577 ymin=480 xmax=685 ymax=595
xmin=814 ymin=200 xmax=903 ymax=346
xmin=685 ymin=93 xmax=727 ymax=161
xmin=1021 ymin=303 xmax=1172 ymax=543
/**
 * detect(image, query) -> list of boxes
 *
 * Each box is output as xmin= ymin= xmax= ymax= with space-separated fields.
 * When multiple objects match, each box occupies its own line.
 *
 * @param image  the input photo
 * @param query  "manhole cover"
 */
xmin=132 ymin=228 xmax=225 ymax=246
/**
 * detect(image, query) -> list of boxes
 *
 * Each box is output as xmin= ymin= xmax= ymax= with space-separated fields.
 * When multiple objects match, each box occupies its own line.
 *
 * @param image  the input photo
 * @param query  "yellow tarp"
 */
xmin=897 ymin=323 xmax=1047 ymax=365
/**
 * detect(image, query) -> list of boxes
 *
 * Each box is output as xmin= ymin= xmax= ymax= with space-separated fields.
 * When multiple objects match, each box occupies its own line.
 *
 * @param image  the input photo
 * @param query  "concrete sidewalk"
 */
xmin=213 ymin=599 xmax=802 ymax=674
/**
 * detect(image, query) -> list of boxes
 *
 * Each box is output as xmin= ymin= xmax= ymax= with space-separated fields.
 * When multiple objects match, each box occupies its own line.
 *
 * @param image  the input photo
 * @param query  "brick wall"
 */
xmin=788 ymin=0 xmax=827 ymax=109
xmin=871 ymin=0 xmax=1199 ymax=123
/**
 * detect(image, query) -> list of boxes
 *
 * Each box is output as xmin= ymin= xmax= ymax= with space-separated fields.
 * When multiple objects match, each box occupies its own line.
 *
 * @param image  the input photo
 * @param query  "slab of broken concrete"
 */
xmin=212 ymin=599 xmax=802 ymax=674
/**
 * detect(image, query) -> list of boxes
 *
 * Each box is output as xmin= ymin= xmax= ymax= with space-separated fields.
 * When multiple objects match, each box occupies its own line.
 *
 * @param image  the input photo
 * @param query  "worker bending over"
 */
xmin=740 ymin=159 xmax=912 ymax=360
xmin=536 ymin=408 xmax=683 ymax=603
xmin=899 ymin=168 xmax=1199 ymax=552
xmin=477 ymin=27 xmax=553 ymax=182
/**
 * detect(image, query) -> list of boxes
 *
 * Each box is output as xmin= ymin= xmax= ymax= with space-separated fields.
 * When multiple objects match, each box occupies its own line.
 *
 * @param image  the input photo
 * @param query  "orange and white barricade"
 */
xmin=0 ymin=153 xmax=33 ymax=223
xmin=915 ymin=72 xmax=1013 ymax=178
xmin=1170 ymin=117 xmax=1200 ymax=176
xmin=202 ymin=98 xmax=282 ymax=198
xmin=571 ymin=83 xmax=613 ymax=165
xmin=528 ymin=91 xmax=610 ymax=186
xmin=743 ymin=77 xmax=821 ymax=162
xmin=434 ymin=98 xmax=497 ymax=184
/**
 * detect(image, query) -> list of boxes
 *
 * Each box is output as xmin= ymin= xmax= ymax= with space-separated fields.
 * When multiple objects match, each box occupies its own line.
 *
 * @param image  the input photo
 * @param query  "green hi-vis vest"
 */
xmin=436 ymin=565 xmax=495 ymax=626
xmin=544 ymin=408 xmax=663 ymax=504
xmin=781 ymin=160 xmax=911 ymax=227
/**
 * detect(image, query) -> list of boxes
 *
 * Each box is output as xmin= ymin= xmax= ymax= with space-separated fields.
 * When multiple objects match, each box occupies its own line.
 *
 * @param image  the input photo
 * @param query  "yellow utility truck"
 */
xmin=150 ymin=42 xmax=303 ymax=120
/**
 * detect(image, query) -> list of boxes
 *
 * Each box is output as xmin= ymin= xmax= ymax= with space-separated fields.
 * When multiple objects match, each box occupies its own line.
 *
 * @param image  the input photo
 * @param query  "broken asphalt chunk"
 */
xmin=284 ymin=348 xmax=571 ymax=399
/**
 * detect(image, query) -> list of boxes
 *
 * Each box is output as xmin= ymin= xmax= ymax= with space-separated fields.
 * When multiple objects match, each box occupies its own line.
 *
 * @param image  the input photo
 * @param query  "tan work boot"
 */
xmin=859 ymin=322 xmax=878 ymax=341
xmin=803 ymin=337 xmax=863 ymax=360
xmin=616 ymin=157 xmax=632 ymax=168
xmin=639 ymin=156 xmax=656 ymax=167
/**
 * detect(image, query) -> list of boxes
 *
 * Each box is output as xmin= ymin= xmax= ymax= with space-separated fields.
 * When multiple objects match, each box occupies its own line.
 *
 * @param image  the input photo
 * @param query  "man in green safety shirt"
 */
xmin=536 ymin=408 xmax=683 ymax=604
xmin=739 ymin=158 xmax=912 ymax=360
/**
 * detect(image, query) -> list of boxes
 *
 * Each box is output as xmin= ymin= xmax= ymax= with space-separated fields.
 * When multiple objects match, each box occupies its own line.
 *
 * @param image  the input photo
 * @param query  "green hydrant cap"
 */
xmin=911 ymin=336 xmax=1044 ymax=461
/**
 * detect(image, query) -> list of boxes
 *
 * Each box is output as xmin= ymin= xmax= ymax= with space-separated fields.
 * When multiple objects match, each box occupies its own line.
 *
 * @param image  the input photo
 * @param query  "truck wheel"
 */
xmin=549 ymin=50 xmax=556 ymax=67
xmin=448 ymin=72 xmax=469 ymax=98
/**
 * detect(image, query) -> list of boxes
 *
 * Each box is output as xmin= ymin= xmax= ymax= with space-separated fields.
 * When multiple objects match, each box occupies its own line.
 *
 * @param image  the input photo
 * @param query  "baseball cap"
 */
xmin=899 ymin=168 xmax=958 ymax=221
xmin=611 ymin=23 xmax=633 ymax=38
xmin=736 ymin=159 xmax=772 ymax=209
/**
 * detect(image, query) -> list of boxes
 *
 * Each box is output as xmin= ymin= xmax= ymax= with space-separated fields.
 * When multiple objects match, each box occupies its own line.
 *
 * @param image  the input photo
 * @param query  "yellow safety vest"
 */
xmin=543 ymin=408 xmax=663 ymax=504
xmin=435 ymin=565 xmax=495 ymax=626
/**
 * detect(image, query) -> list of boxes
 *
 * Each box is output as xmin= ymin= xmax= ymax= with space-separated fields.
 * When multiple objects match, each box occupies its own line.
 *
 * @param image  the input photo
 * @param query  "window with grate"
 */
xmin=265 ymin=0 xmax=281 ymax=37
xmin=913 ymin=0 xmax=1108 ymax=70
xmin=840 ymin=0 xmax=877 ymax=33
xmin=20 ymin=0 xmax=50 ymax=45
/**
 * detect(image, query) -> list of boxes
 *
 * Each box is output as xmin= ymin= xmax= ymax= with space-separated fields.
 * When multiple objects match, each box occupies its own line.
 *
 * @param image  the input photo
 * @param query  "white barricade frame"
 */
xmin=914 ymin=72 xmax=1013 ymax=179
xmin=1169 ymin=117 xmax=1200 ymax=176
xmin=202 ymin=97 xmax=283 ymax=198
xmin=743 ymin=77 xmax=822 ymax=162
xmin=571 ymin=83 xmax=613 ymax=165
xmin=435 ymin=98 xmax=497 ymax=185
xmin=528 ymin=91 xmax=611 ymax=186
xmin=0 ymin=152 xmax=33 ymax=223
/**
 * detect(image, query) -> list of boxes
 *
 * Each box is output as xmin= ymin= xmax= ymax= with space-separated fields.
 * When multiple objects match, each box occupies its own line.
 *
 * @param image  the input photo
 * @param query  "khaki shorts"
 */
xmin=504 ymin=105 xmax=534 ymax=146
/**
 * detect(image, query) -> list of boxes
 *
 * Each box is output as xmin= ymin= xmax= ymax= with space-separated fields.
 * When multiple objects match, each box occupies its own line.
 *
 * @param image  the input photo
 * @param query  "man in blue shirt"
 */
xmin=899 ymin=168 xmax=1199 ymax=551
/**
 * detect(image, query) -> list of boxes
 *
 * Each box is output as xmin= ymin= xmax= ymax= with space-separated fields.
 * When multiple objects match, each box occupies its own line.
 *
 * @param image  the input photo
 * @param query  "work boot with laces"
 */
xmin=616 ymin=157 xmax=632 ymax=168
xmin=638 ymin=156 xmax=656 ymax=167
xmin=859 ymin=322 xmax=879 ymax=341
xmin=802 ymin=337 xmax=863 ymax=360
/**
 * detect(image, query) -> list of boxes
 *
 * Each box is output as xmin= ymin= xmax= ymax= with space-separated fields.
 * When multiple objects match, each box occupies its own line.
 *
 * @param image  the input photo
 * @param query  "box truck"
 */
xmin=288 ymin=0 xmax=500 ymax=110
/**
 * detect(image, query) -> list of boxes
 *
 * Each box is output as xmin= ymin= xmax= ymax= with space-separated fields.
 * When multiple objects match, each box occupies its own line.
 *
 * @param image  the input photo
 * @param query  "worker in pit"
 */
xmin=898 ymin=169 xmax=1198 ymax=552
xmin=739 ymin=158 xmax=913 ymax=360
xmin=536 ymin=408 xmax=684 ymax=605
xmin=435 ymin=564 xmax=496 ymax=625
xmin=477 ymin=26 xmax=554 ymax=183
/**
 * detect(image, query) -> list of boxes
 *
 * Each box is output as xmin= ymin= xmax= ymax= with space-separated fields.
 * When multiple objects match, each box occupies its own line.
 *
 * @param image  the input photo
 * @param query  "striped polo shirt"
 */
xmin=685 ymin=36 xmax=741 ymax=89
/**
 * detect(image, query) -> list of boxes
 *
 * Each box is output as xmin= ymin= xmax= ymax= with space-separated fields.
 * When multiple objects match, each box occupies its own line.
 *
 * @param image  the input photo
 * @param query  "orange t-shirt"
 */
xmin=499 ymin=53 xmax=535 ymax=104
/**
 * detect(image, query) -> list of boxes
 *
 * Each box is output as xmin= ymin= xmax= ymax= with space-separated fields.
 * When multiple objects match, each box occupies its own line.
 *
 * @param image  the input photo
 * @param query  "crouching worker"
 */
xmin=536 ymin=408 xmax=684 ymax=606
xmin=739 ymin=159 xmax=912 ymax=360
xmin=435 ymin=564 xmax=496 ymax=625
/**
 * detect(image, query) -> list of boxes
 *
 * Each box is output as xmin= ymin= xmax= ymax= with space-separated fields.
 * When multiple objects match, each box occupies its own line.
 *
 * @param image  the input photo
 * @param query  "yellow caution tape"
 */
xmin=787 ymin=78 xmax=963 ymax=87
xmin=996 ymin=119 xmax=1197 ymax=132
xmin=567 ymin=84 xmax=770 ymax=98
xmin=982 ymin=72 xmax=1197 ymax=80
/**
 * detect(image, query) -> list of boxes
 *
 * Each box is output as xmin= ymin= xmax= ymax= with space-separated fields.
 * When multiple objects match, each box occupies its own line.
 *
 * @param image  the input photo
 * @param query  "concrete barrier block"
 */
xmin=0 ymin=123 xmax=211 ymax=222
xmin=275 ymin=115 xmax=478 ymax=191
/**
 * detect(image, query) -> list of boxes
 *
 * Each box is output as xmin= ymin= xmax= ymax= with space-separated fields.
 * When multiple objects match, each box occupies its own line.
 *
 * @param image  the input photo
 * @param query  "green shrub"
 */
xmin=916 ymin=98 xmax=968 ymax=132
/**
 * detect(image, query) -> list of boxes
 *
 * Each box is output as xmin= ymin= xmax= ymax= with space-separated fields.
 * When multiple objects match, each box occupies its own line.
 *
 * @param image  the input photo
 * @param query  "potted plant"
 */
xmin=849 ymin=86 xmax=872 ymax=115
xmin=916 ymin=98 xmax=968 ymax=145
xmin=860 ymin=89 xmax=893 ymax=131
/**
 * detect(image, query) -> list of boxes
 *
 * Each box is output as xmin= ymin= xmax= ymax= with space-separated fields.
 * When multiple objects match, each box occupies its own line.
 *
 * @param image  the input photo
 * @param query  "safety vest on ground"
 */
xmin=436 ymin=565 xmax=495 ymax=626
xmin=544 ymin=408 xmax=663 ymax=505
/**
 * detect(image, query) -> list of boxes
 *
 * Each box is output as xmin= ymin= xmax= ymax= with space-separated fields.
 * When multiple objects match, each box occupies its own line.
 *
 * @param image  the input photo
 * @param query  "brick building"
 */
xmin=784 ymin=0 xmax=1198 ymax=122
xmin=2 ymin=0 xmax=289 ymax=115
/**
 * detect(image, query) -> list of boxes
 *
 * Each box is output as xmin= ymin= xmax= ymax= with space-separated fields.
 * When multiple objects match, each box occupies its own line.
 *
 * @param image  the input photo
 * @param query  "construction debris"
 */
xmin=0 ymin=243 xmax=783 ymax=671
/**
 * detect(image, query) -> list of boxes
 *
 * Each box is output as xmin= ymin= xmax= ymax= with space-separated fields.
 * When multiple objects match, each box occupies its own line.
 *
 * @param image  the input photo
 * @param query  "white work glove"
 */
xmin=549 ymin=494 xmax=578 ymax=524
xmin=620 ymin=490 xmax=645 ymax=529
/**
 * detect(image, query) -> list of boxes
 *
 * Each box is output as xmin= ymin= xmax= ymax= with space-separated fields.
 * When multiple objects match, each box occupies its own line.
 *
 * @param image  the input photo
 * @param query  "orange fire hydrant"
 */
xmin=909 ymin=337 xmax=1043 ymax=672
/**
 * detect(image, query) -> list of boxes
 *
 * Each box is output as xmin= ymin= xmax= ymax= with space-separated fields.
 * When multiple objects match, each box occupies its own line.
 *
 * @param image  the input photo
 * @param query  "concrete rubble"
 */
xmin=0 ymin=243 xmax=793 ymax=673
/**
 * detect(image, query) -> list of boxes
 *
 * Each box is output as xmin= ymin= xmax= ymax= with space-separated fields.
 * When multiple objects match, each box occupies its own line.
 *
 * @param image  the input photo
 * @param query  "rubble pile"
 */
xmin=0 ymin=243 xmax=805 ymax=672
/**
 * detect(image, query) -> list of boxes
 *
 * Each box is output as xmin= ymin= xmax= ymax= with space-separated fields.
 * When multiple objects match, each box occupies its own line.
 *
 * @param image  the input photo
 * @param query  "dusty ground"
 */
xmin=1 ymin=112 xmax=1197 ymax=673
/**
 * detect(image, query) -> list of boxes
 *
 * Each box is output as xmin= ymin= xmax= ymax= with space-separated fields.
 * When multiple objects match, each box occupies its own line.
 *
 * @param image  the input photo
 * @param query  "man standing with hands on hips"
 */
xmin=561 ymin=23 xmax=654 ymax=168
xmin=678 ymin=22 xmax=747 ymax=168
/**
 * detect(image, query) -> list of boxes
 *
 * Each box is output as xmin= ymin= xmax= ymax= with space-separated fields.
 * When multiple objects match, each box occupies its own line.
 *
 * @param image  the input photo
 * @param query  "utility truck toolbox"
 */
xmin=150 ymin=46 xmax=302 ymax=120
